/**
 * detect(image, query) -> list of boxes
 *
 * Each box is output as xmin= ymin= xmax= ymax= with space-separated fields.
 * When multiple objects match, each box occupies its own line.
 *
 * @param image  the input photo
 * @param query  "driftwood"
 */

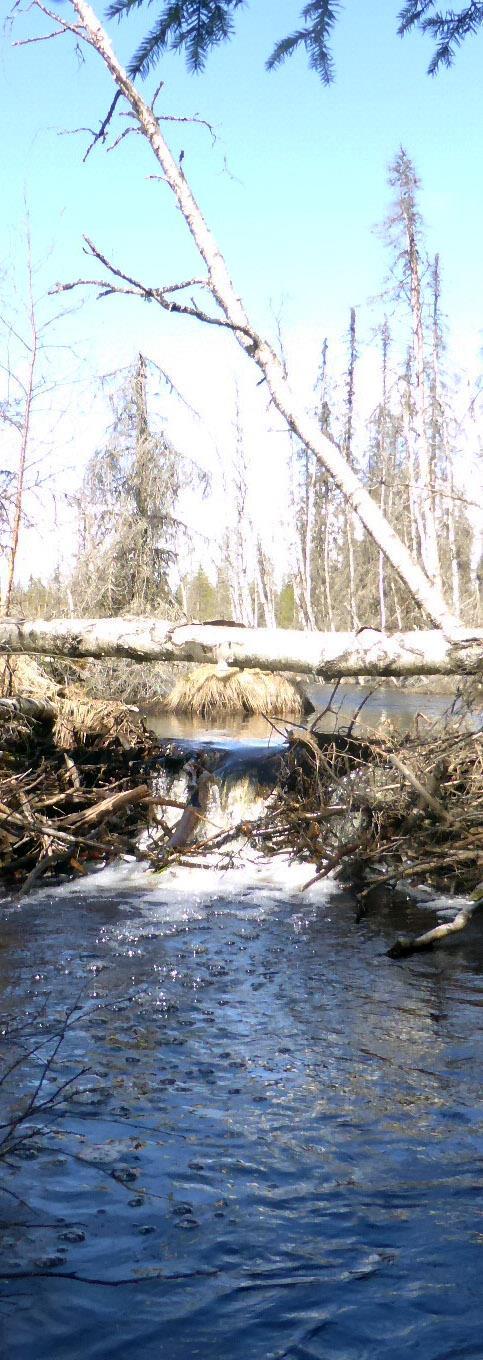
xmin=388 ymin=887 xmax=483 ymax=957
xmin=0 ymin=617 xmax=482 ymax=676
xmin=0 ymin=695 xmax=56 ymax=721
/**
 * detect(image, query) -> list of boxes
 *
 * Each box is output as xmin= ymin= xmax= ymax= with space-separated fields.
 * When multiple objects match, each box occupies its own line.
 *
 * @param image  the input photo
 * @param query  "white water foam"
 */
xmin=48 ymin=839 xmax=332 ymax=910
xmin=17 ymin=758 xmax=334 ymax=919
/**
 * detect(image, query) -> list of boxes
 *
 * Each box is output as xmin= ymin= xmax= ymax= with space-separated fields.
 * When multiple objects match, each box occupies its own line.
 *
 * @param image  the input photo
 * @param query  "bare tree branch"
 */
xmin=83 ymin=89 xmax=122 ymax=160
xmin=51 ymin=236 xmax=259 ymax=339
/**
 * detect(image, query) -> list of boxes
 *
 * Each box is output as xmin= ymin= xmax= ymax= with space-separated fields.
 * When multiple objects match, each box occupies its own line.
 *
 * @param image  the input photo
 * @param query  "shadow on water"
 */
xmin=1 ymin=705 xmax=482 ymax=1360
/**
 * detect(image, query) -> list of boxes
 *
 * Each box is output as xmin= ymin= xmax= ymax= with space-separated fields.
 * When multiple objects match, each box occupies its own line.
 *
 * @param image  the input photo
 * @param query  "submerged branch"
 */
xmin=388 ymin=892 xmax=483 ymax=958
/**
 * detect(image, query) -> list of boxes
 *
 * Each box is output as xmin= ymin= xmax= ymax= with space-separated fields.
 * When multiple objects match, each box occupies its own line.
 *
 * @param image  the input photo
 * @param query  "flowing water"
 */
xmin=1 ymin=691 xmax=482 ymax=1360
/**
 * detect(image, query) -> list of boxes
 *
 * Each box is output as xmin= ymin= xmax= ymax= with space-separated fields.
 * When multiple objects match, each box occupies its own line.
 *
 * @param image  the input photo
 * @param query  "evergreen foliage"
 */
xmin=106 ymin=0 xmax=246 ymax=77
xmin=183 ymin=565 xmax=219 ymax=619
xmin=276 ymin=580 xmax=297 ymax=627
xmin=73 ymin=355 xmax=202 ymax=615
xmin=266 ymin=2 xmax=341 ymax=82
xmin=104 ymin=0 xmax=344 ymax=82
xmin=105 ymin=0 xmax=483 ymax=80
xmin=398 ymin=2 xmax=483 ymax=74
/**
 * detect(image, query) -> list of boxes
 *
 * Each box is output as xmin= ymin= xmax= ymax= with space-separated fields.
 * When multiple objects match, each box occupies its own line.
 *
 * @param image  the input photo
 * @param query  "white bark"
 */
xmin=323 ymin=495 xmax=334 ymax=629
xmin=290 ymin=448 xmax=317 ymax=629
xmin=39 ymin=0 xmax=462 ymax=634
xmin=0 ymin=616 xmax=481 ymax=677
xmin=411 ymin=258 xmax=442 ymax=593
xmin=445 ymin=465 xmax=461 ymax=620
xmin=255 ymin=540 xmax=276 ymax=628
xmin=2 ymin=247 xmax=38 ymax=615
xmin=301 ymin=454 xmax=317 ymax=628
xmin=401 ymin=387 xmax=423 ymax=562
xmin=345 ymin=514 xmax=359 ymax=630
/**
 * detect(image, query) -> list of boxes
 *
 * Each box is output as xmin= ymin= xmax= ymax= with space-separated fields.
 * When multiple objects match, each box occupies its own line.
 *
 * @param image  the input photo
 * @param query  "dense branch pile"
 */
xmin=1 ymin=685 xmax=481 ymax=962
xmin=247 ymin=720 xmax=483 ymax=900
xmin=0 ymin=715 xmax=162 ymax=894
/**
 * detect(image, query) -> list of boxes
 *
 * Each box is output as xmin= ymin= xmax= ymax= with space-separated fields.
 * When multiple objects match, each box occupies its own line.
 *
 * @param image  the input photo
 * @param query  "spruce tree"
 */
xmin=106 ymin=1 xmax=483 ymax=81
xmin=74 ymin=355 xmax=199 ymax=615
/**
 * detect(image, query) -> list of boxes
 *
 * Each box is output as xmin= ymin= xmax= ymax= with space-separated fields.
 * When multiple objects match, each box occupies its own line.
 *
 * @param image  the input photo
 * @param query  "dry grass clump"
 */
xmin=163 ymin=665 xmax=304 ymax=718
xmin=0 ymin=658 xmax=143 ymax=748
xmin=53 ymin=686 xmax=143 ymax=749
xmin=0 ymin=655 xmax=58 ymax=701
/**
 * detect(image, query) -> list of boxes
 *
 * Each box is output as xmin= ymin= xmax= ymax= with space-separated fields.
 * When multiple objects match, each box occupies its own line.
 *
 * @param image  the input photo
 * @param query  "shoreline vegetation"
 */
xmin=0 ymin=654 xmax=481 ymax=956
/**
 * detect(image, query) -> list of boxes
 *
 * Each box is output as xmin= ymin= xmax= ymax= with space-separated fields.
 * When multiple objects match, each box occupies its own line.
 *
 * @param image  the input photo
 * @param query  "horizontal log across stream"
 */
xmin=0 ymin=617 xmax=482 ymax=676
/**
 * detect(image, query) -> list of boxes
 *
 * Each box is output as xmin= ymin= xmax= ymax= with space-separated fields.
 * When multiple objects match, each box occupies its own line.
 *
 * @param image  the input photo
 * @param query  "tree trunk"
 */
xmin=0 ymin=616 xmax=481 ymax=676
xmin=377 ymin=322 xmax=390 ymax=631
xmin=343 ymin=308 xmax=360 ymax=630
xmin=255 ymin=539 xmax=276 ymax=628
xmin=291 ymin=446 xmax=317 ymax=629
xmin=399 ymin=163 xmax=442 ymax=595
xmin=53 ymin=1 xmax=462 ymax=634
xmin=323 ymin=497 xmax=334 ymax=630
xmin=3 ymin=262 xmax=38 ymax=616
xmin=446 ymin=464 xmax=461 ymax=620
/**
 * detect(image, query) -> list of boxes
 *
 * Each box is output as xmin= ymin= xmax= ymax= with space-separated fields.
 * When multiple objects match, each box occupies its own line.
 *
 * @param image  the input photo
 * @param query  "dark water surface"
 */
xmin=1 ymin=727 xmax=482 ymax=1359
xmin=145 ymin=681 xmax=468 ymax=743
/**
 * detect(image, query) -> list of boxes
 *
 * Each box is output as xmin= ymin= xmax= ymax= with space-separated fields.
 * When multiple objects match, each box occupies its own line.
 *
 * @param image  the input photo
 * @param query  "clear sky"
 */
xmin=2 ymin=1 xmax=483 ymax=581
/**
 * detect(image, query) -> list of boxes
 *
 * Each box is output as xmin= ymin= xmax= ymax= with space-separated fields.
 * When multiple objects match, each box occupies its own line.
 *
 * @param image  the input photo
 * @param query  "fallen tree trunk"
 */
xmin=0 ymin=618 xmax=482 ymax=677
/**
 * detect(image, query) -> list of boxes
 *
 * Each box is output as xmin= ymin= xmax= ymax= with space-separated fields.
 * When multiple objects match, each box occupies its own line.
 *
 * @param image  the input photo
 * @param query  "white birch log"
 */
xmin=0 ymin=618 xmax=481 ymax=677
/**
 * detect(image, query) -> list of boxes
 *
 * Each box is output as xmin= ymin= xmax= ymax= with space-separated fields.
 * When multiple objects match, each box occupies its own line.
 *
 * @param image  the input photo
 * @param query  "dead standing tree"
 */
xmin=11 ymin=0 xmax=470 ymax=638
xmin=383 ymin=150 xmax=443 ymax=597
xmin=0 ymin=239 xmax=39 ymax=616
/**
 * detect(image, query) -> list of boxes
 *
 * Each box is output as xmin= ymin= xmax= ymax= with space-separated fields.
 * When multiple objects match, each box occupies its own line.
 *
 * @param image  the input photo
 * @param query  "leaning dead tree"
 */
xmin=16 ymin=0 xmax=464 ymax=633
xmin=0 ymin=618 xmax=482 ymax=676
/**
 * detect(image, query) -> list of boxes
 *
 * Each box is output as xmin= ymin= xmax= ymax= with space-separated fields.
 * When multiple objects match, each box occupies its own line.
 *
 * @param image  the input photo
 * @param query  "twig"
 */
xmin=83 ymin=90 xmax=122 ymax=160
xmin=380 ymin=747 xmax=452 ymax=824
xmin=300 ymin=839 xmax=364 ymax=892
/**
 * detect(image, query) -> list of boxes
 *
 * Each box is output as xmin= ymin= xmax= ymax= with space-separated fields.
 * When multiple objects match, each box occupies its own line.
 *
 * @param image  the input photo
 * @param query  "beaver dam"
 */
xmin=0 ymin=674 xmax=481 ymax=956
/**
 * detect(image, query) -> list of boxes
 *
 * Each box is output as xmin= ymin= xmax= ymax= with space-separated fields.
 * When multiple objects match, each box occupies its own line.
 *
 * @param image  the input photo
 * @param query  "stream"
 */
xmin=1 ymin=685 xmax=482 ymax=1359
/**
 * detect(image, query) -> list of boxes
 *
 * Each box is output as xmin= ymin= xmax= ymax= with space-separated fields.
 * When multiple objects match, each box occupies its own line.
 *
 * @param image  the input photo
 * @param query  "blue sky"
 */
xmin=4 ymin=3 xmax=483 ymax=332
xmin=2 ymin=1 xmax=483 ymax=579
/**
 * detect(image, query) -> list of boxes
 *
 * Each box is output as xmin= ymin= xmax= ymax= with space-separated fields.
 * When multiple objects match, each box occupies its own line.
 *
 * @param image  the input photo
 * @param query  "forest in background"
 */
xmin=2 ymin=150 xmax=482 ymax=642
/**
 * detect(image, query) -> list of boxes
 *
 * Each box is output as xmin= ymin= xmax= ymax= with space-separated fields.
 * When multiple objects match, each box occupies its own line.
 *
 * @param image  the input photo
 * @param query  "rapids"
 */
xmin=1 ymin=708 xmax=482 ymax=1360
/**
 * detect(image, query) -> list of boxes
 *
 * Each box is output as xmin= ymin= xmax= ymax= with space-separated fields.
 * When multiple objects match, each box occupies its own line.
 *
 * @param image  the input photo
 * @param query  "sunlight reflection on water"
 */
xmin=1 ymin=718 xmax=482 ymax=1360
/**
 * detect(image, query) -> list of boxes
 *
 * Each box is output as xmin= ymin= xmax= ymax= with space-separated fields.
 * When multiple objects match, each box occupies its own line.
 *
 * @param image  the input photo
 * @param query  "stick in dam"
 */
xmin=0 ymin=618 xmax=482 ymax=677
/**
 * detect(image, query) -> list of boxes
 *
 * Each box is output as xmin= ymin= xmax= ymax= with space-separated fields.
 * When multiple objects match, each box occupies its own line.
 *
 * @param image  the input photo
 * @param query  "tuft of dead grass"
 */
xmin=0 ymin=655 xmax=59 ymax=702
xmin=163 ymin=665 xmax=304 ymax=718
xmin=53 ymin=686 xmax=143 ymax=749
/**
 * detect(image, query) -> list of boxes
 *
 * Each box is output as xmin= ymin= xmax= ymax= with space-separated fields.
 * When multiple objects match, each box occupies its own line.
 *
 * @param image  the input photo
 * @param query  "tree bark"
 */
xmin=0 ymin=616 xmax=481 ymax=676
xmin=3 ymin=255 xmax=38 ymax=616
xmin=45 ymin=0 xmax=462 ymax=634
